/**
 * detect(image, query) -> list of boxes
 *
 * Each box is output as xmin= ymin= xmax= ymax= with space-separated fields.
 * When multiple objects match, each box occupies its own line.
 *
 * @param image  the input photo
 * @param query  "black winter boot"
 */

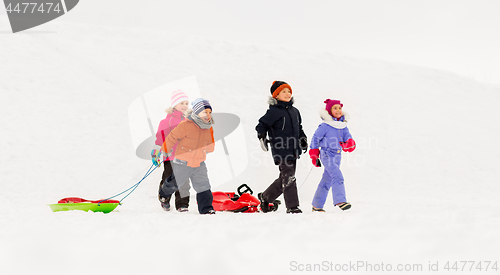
xmin=258 ymin=193 xmax=271 ymax=213
xmin=160 ymin=201 xmax=171 ymax=211
xmin=196 ymin=190 xmax=214 ymax=214
xmin=286 ymin=207 xmax=302 ymax=214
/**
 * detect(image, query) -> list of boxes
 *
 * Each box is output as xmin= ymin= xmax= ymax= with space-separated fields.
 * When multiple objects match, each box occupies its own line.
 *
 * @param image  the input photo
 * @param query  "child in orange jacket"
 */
xmin=159 ymin=98 xmax=216 ymax=214
xmin=155 ymin=90 xmax=191 ymax=212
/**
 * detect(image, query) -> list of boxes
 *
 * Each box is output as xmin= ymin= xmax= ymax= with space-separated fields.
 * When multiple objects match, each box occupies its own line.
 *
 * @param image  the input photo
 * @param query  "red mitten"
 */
xmin=340 ymin=139 xmax=356 ymax=152
xmin=309 ymin=148 xmax=321 ymax=167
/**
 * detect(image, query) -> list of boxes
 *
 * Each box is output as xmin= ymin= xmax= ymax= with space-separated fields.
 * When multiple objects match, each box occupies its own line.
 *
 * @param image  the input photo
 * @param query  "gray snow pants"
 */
xmin=159 ymin=159 xmax=213 ymax=214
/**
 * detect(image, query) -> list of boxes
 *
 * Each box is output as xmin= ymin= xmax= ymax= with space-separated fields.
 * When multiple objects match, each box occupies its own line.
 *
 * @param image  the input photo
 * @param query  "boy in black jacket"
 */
xmin=255 ymin=81 xmax=307 ymax=214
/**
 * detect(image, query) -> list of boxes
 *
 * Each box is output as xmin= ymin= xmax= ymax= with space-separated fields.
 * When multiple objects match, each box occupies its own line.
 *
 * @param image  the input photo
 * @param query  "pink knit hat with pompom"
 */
xmin=171 ymin=89 xmax=189 ymax=108
xmin=324 ymin=99 xmax=343 ymax=117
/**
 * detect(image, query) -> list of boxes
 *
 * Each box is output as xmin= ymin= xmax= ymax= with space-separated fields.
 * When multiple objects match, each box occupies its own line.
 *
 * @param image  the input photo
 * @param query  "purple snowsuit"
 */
xmin=310 ymin=109 xmax=353 ymax=208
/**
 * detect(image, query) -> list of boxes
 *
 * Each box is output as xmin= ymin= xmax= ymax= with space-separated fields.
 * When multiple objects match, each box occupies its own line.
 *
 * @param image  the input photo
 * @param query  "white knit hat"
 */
xmin=170 ymin=89 xmax=189 ymax=107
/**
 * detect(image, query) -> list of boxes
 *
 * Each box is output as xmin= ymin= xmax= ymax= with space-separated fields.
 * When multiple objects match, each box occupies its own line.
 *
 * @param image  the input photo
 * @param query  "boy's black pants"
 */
xmin=262 ymin=158 xmax=299 ymax=209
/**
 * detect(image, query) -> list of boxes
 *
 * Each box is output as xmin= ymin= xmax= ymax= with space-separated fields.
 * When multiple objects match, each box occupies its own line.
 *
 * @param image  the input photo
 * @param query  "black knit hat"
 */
xmin=270 ymin=81 xmax=292 ymax=98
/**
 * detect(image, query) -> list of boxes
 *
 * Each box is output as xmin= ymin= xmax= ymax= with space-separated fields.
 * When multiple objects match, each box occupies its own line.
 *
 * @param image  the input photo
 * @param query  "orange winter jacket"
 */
xmin=161 ymin=119 xmax=215 ymax=168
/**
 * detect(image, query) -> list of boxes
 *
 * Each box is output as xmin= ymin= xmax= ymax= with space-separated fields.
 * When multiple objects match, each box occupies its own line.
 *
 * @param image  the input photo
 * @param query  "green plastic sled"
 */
xmin=49 ymin=197 xmax=120 ymax=214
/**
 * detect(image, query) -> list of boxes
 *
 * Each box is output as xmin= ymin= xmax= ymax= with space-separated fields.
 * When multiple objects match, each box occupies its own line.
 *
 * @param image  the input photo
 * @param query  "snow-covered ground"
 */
xmin=1 ymin=20 xmax=500 ymax=275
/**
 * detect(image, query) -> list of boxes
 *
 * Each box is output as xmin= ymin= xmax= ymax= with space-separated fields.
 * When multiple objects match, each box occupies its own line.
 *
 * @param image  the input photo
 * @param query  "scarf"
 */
xmin=189 ymin=113 xmax=213 ymax=129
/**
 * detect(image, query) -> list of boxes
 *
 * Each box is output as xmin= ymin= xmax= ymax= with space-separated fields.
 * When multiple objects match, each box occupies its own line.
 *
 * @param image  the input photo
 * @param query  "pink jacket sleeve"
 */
xmin=157 ymin=111 xmax=185 ymax=160
xmin=155 ymin=117 xmax=172 ymax=146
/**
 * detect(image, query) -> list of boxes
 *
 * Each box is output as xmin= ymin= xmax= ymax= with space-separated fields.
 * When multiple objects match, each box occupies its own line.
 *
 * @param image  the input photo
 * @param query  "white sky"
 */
xmin=4 ymin=0 xmax=500 ymax=85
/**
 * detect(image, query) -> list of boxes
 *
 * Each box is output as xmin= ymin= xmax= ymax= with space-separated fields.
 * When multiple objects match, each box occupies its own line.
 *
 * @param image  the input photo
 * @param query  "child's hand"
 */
xmin=258 ymin=132 xmax=269 ymax=152
xmin=309 ymin=149 xmax=321 ymax=167
xmin=151 ymin=149 xmax=162 ymax=167
xmin=151 ymin=149 xmax=170 ymax=167
xmin=259 ymin=138 xmax=269 ymax=152
xmin=300 ymin=137 xmax=308 ymax=153
xmin=340 ymin=139 xmax=356 ymax=152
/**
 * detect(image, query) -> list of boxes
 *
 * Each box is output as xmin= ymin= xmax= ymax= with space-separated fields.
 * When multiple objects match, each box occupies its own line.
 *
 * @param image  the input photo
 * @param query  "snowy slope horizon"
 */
xmin=1 ymin=21 xmax=500 ymax=274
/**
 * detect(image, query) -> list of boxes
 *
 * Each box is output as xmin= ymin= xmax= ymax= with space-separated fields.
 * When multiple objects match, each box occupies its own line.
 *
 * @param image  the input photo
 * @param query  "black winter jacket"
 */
xmin=256 ymin=97 xmax=307 ymax=165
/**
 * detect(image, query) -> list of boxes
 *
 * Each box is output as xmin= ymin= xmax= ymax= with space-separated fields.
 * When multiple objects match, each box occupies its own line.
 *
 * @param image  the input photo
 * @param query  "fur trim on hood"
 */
xmin=319 ymin=108 xmax=349 ymax=129
xmin=166 ymin=107 xmax=191 ymax=118
xmin=268 ymin=96 xmax=295 ymax=106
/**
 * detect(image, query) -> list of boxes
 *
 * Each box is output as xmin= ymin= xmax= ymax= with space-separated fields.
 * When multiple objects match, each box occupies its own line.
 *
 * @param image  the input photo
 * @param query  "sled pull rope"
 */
xmin=97 ymin=164 xmax=158 ymax=205
xmin=298 ymin=165 xmax=314 ymax=190
xmin=119 ymin=164 xmax=158 ymax=203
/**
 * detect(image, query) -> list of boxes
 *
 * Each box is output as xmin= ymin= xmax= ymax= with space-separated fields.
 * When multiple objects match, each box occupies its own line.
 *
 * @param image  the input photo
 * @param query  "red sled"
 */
xmin=56 ymin=197 xmax=120 ymax=204
xmin=212 ymin=184 xmax=280 ymax=213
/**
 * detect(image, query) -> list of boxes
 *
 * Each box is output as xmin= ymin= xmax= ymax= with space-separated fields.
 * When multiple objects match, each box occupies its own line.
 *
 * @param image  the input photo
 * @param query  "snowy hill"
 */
xmin=1 ymin=20 xmax=500 ymax=275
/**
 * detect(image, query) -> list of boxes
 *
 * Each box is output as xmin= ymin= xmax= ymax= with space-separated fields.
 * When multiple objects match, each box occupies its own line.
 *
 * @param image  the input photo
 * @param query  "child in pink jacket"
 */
xmin=155 ymin=90 xmax=191 ymax=212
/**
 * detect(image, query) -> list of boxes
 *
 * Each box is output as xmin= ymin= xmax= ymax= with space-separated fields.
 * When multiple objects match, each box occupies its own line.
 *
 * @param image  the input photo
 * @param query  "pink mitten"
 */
xmin=340 ymin=139 xmax=356 ymax=152
xmin=309 ymin=148 xmax=321 ymax=167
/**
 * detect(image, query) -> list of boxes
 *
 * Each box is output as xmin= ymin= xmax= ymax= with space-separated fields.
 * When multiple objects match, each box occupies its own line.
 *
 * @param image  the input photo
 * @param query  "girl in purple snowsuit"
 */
xmin=309 ymin=99 xmax=356 ymax=212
